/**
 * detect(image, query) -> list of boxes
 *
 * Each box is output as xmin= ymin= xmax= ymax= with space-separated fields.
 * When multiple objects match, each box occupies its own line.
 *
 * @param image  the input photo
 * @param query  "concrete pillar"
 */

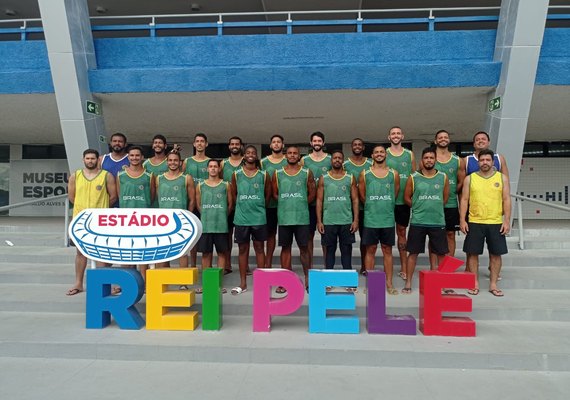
xmin=38 ymin=0 xmax=106 ymax=172
xmin=485 ymin=0 xmax=549 ymax=195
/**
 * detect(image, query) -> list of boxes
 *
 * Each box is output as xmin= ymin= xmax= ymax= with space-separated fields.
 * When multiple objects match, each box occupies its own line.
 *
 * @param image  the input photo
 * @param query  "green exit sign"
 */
xmin=488 ymin=96 xmax=501 ymax=112
xmin=86 ymin=100 xmax=102 ymax=116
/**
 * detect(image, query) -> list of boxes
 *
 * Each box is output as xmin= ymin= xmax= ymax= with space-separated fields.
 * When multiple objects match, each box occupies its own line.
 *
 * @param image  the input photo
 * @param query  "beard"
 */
xmin=312 ymin=145 xmax=322 ymax=152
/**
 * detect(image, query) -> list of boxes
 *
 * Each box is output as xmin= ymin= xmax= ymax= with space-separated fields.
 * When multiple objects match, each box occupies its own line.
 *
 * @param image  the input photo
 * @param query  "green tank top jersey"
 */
xmin=198 ymin=181 xmax=229 ymax=233
xmin=363 ymin=168 xmax=396 ymax=228
xmin=118 ymin=170 xmax=152 ymax=208
xmin=143 ymin=158 xmax=168 ymax=176
xmin=343 ymin=157 xmax=372 ymax=210
xmin=233 ymin=169 xmax=267 ymax=226
xmin=276 ymin=168 xmax=310 ymax=226
xmin=261 ymin=156 xmax=288 ymax=208
xmin=185 ymin=157 xmax=210 ymax=184
xmin=323 ymin=172 xmax=354 ymax=225
xmin=157 ymin=173 xmax=188 ymax=209
xmin=222 ymin=158 xmax=242 ymax=183
xmin=386 ymin=148 xmax=413 ymax=205
xmin=410 ymin=171 xmax=446 ymax=227
xmin=302 ymin=153 xmax=331 ymax=206
xmin=435 ymin=154 xmax=460 ymax=208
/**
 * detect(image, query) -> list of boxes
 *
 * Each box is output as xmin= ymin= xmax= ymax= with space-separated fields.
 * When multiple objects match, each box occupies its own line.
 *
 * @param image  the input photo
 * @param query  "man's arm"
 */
xmin=272 ymin=171 xmax=279 ymax=201
xmin=443 ymin=174 xmax=450 ymax=205
xmin=499 ymin=154 xmax=509 ymax=178
xmin=106 ymin=172 xmax=117 ymax=206
xmin=358 ymin=171 xmax=366 ymax=205
xmin=459 ymin=175 xmax=471 ymax=234
xmin=501 ymin=174 xmax=511 ymax=235
xmin=186 ymin=176 xmax=196 ymax=212
xmin=149 ymin=173 xmax=156 ymax=203
xmin=263 ymin=172 xmax=272 ymax=206
xmin=226 ymin=182 xmax=234 ymax=215
xmin=410 ymin=152 xmax=417 ymax=172
xmin=349 ymin=175 xmax=359 ymax=233
xmin=315 ymin=176 xmax=325 ymax=234
xmin=230 ymin=173 xmax=238 ymax=207
xmin=393 ymin=170 xmax=400 ymax=203
xmin=307 ymin=170 xmax=316 ymax=204
xmin=68 ymin=172 xmax=76 ymax=204
xmin=403 ymin=175 xmax=414 ymax=208
xmin=195 ymin=183 xmax=202 ymax=213
xmin=457 ymin=157 xmax=466 ymax=194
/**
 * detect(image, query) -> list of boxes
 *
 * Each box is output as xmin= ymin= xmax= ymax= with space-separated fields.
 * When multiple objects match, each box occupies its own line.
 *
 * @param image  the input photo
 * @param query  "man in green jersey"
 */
xmin=117 ymin=146 xmax=156 ymax=282
xmin=220 ymin=136 xmax=244 ymax=275
xmin=143 ymin=134 xmax=169 ymax=177
xmin=359 ymin=145 xmax=400 ymax=294
xmin=316 ymin=151 xmax=359 ymax=276
xmin=386 ymin=126 xmax=416 ymax=283
xmin=260 ymin=134 xmax=287 ymax=268
xmin=272 ymin=146 xmax=316 ymax=293
xmin=428 ymin=130 xmax=465 ymax=269
xmin=196 ymin=159 xmax=233 ymax=294
xmin=344 ymin=138 xmax=373 ymax=274
xmin=156 ymin=149 xmax=195 ymax=270
xmin=301 ymin=131 xmax=331 ymax=269
xmin=231 ymin=145 xmax=271 ymax=295
xmin=183 ymin=133 xmax=210 ymax=269
xmin=402 ymin=147 xmax=449 ymax=294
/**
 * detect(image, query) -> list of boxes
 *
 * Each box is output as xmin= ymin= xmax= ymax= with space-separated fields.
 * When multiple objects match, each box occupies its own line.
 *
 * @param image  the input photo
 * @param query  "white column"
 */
xmin=38 ymin=0 xmax=106 ymax=172
xmin=485 ymin=0 xmax=549 ymax=195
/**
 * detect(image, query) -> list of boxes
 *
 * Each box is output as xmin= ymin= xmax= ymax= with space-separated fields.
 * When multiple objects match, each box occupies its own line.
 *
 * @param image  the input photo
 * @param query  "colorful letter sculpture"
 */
xmin=420 ymin=256 xmax=476 ymax=337
xmin=308 ymin=270 xmax=359 ymax=334
xmin=86 ymin=268 xmax=144 ymax=330
xmin=366 ymin=271 xmax=416 ymax=335
xmin=202 ymin=268 xmax=223 ymax=330
xmin=252 ymin=269 xmax=305 ymax=332
xmin=146 ymin=268 xmax=198 ymax=331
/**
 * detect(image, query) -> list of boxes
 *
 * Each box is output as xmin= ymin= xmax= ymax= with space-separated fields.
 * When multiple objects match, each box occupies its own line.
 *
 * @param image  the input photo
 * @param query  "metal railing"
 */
xmin=0 ymin=194 xmax=71 ymax=247
xmin=1 ymin=6 xmax=567 ymax=41
xmin=511 ymin=193 xmax=570 ymax=250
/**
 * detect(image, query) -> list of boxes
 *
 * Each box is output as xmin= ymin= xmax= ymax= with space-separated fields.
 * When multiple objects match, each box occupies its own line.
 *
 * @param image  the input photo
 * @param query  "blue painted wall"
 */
xmin=0 ymin=28 xmax=568 ymax=95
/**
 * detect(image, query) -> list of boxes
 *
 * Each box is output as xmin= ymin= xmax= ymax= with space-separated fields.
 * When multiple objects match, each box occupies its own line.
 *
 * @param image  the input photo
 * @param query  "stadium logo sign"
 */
xmin=69 ymin=208 xmax=202 ymax=264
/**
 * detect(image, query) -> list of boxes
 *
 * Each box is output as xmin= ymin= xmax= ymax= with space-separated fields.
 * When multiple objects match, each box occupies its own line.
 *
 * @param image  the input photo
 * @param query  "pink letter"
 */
xmin=252 ymin=269 xmax=304 ymax=332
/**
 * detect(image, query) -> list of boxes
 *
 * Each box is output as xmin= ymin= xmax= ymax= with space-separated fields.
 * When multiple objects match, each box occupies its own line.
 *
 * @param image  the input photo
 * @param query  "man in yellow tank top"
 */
xmin=67 ymin=149 xmax=117 ymax=296
xmin=460 ymin=149 xmax=511 ymax=297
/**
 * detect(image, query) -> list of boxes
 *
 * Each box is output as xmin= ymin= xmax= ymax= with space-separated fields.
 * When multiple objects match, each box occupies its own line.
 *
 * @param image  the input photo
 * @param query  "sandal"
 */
xmin=489 ymin=288 xmax=504 ymax=297
xmin=231 ymin=287 xmax=247 ymax=295
xmin=66 ymin=288 xmax=83 ymax=296
xmin=398 ymin=271 xmax=407 ymax=280
xmin=401 ymin=287 xmax=412 ymax=295
xmin=467 ymin=288 xmax=479 ymax=296
xmin=387 ymin=287 xmax=399 ymax=296
xmin=275 ymin=286 xmax=287 ymax=294
xmin=195 ymin=287 xmax=203 ymax=294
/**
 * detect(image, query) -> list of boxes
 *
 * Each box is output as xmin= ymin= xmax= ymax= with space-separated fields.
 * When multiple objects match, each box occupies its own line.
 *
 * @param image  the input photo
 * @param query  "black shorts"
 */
xmin=394 ymin=204 xmax=411 ymax=227
xmin=463 ymin=223 xmax=508 ymax=256
xmin=444 ymin=207 xmax=460 ymax=232
xmin=234 ymin=225 xmax=268 ymax=244
xmin=407 ymin=225 xmax=448 ymax=255
xmin=361 ymin=226 xmax=395 ymax=247
xmin=278 ymin=225 xmax=310 ymax=247
xmin=358 ymin=209 xmax=365 ymax=237
xmin=321 ymin=224 xmax=356 ymax=247
xmin=227 ymin=210 xmax=235 ymax=230
xmin=309 ymin=205 xmax=317 ymax=234
xmin=266 ymin=207 xmax=278 ymax=235
xmin=197 ymin=233 xmax=229 ymax=253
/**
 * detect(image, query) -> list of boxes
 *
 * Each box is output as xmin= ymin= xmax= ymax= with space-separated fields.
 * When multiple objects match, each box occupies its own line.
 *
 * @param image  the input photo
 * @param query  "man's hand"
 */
xmin=460 ymin=220 xmax=469 ymax=235
xmin=317 ymin=222 xmax=325 ymax=234
xmin=500 ymin=221 xmax=510 ymax=235
xmin=350 ymin=221 xmax=358 ymax=234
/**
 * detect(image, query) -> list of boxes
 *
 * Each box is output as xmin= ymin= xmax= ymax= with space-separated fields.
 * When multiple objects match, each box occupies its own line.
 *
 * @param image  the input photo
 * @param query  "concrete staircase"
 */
xmin=1 ymin=217 xmax=570 ymax=397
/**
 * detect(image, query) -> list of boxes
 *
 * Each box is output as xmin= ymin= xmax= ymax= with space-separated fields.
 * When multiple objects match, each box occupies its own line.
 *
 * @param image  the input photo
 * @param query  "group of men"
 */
xmin=67 ymin=128 xmax=511 ymax=299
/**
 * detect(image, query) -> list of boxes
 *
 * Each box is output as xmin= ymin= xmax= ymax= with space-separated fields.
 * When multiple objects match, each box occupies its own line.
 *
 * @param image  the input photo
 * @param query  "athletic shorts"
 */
xmin=358 ymin=209 xmax=365 ymax=237
xmin=321 ymin=224 xmax=355 ymax=247
xmin=463 ymin=223 xmax=508 ymax=256
xmin=234 ymin=225 xmax=268 ymax=244
xmin=309 ymin=205 xmax=318 ymax=234
xmin=444 ymin=207 xmax=460 ymax=232
xmin=266 ymin=207 xmax=278 ymax=235
xmin=227 ymin=210 xmax=235 ymax=230
xmin=197 ymin=233 xmax=229 ymax=253
xmin=278 ymin=225 xmax=310 ymax=247
xmin=394 ymin=204 xmax=411 ymax=227
xmin=361 ymin=226 xmax=395 ymax=247
xmin=406 ymin=225 xmax=448 ymax=255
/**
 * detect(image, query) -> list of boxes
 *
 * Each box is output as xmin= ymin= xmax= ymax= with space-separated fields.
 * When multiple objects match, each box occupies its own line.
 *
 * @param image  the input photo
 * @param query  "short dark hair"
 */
xmin=128 ymin=145 xmax=143 ymax=154
xmin=478 ymin=149 xmax=495 ymax=159
xmin=270 ymin=134 xmax=284 ymax=143
xmin=83 ymin=149 xmax=99 ymax=158
xmin=389 ymin=126 xmax=402 ymax=133
xmin=352 ymin=137 xmax=364 ymax=144
xmin=228 ymin=136 xmax=243 ymax=145
xmin=473 ymin=131 xmax=490 ymax=142
xmin=152 ymin=134 xmax=167 ymax=144
xmin=110 ymin=132 xmax=127 ymax=142
xmin=194 ymin=133 xmax=208 ymax=142
xmin=310 ymin=131 xmax=325 ymax=142
xmin=372 ymin=144 xmax=386 ymax=152
xmin=331 ymin=150 xmax=344 ymax=158
xmin=435 ymin=130 xmax=449 ymax=139
xmin=167 ymin=150 xmax=181 ymax=160
xmin=207 ymin=158 xmax=221 ymax=167
xmin=422 ymin=146 xmax=437 ymax=157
